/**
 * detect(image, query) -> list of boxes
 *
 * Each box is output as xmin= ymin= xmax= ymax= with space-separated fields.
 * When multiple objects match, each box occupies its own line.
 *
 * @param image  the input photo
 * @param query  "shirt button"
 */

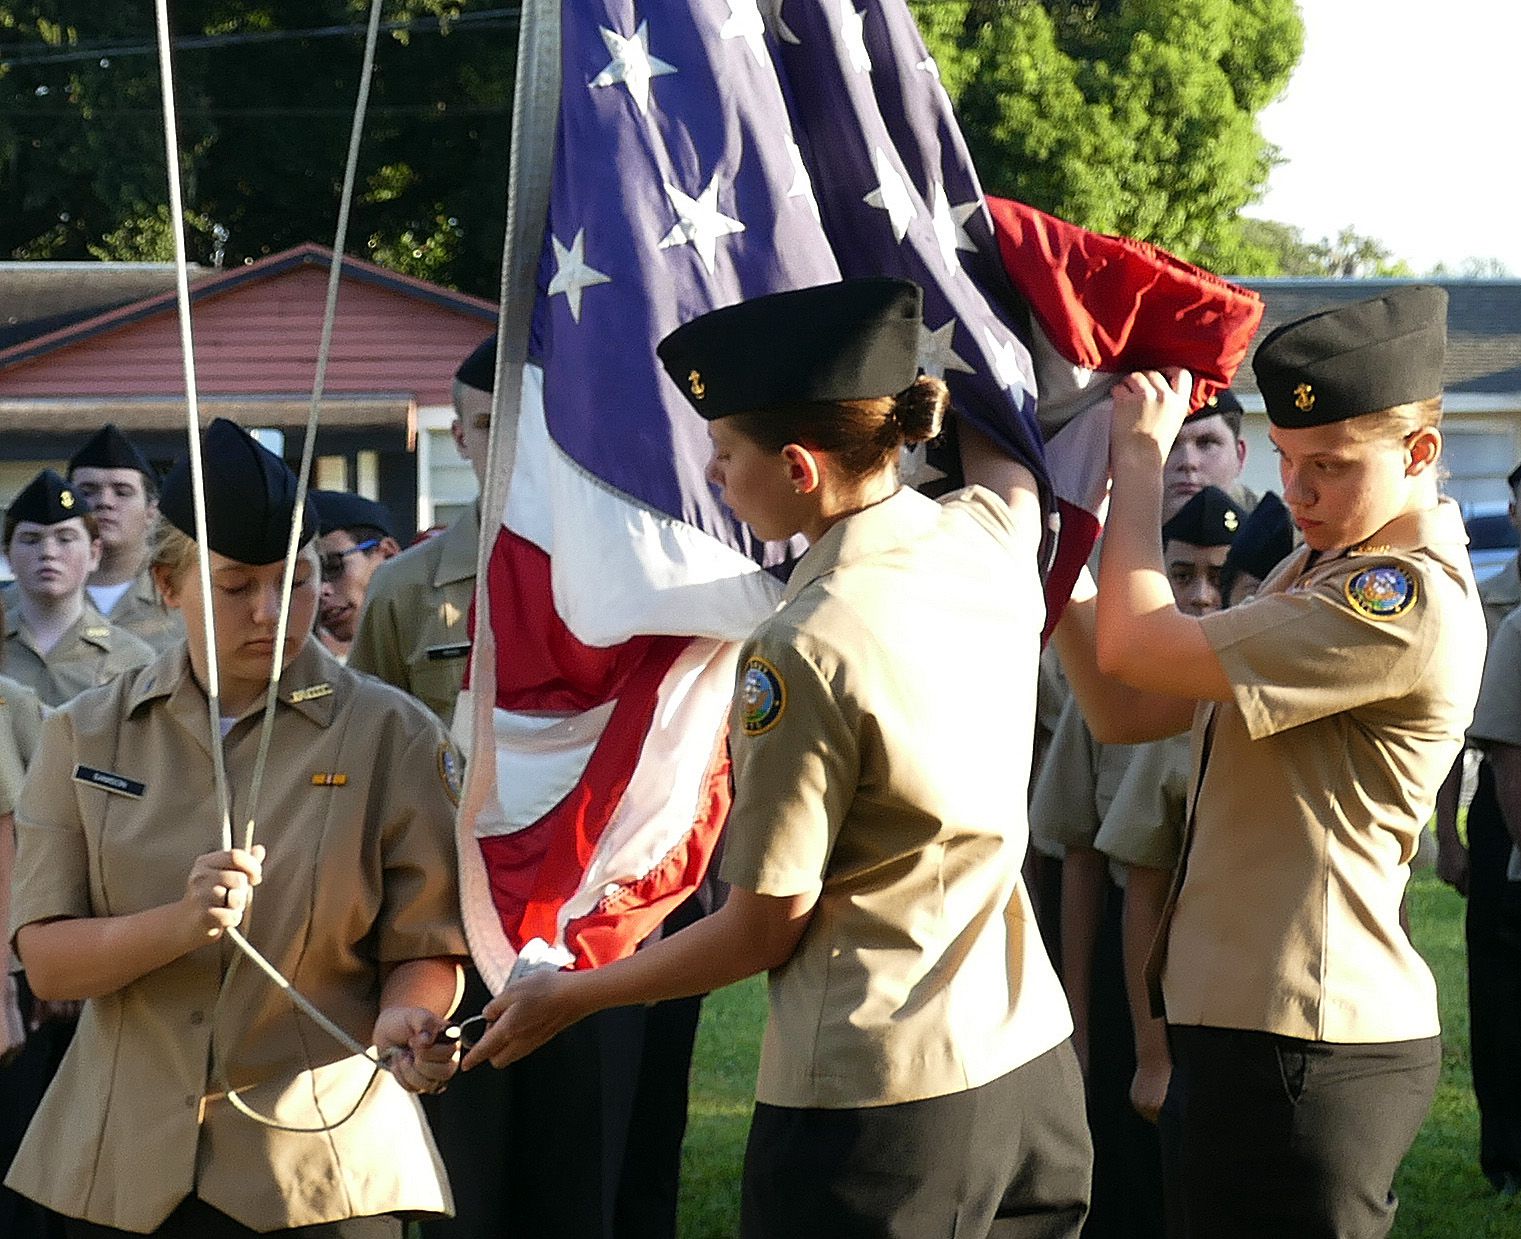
xmin=189 ymin=1011 xmax=205 ymax=1026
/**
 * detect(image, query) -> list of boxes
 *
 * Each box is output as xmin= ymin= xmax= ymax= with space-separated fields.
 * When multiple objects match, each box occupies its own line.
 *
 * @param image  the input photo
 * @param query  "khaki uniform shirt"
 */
xmin=6 ymin=640 xmax=466 ymax=1231
xmin=0 ymin=674 xmax=45 ymax=817
xmin=95 ymin=569 xmax=185 ymax=654
xmin=349 ymin=509 xmax=478 ymax=724
xmin=1478 ymin=554 xmax=1520 ymax=644
xmin=1029 ymin=695 xmax=1139 ymax=857
xmin=1470 ymin=607 xmax=1521 ymax=768
xmin=2 ymin=601 xmax=155 ymax=708
xmin=1095 ymin=733 xmax=1191 ymax=873
xmin=1164 ymin=500 xmax=1484 ymax=1042
xmin=720 ymin=487 xmax=1071 ymax=1109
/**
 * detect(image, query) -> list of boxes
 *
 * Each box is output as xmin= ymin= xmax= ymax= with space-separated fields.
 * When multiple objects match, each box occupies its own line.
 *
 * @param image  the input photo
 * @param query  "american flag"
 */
xmin=456 ymin=0 xmax=1262 ymax=985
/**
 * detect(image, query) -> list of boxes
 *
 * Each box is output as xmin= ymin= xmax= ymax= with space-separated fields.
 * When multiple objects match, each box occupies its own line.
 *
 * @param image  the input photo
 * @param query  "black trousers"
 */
xmin=421 ymin=969 xmax=645 ymax=1239
xmin=1081 ymin=881 xmax=1164 ymax=1239
xmin=741 ymin=1041 xmax=1092 ymax=1239
xmin=1465 ymin=760 xmax=1521 ymax=1188
xmin=62 ymin=1196 xmax=398 ymax=1238
xmin=1160 ymin=1025 xmax=1439 ymax=1238
xmin=0 ymin=975 xmax=74 ymax=1239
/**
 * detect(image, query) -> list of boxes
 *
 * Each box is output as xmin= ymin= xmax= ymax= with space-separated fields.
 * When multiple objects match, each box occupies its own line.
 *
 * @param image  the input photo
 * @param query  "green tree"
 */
xmin=1242 ymin=219 xmax=1415 ymax=278
xmin=907 ymin=0 xmax=1305 ymax=276
xmin=0 ymin=1 xmax=514 ymax=296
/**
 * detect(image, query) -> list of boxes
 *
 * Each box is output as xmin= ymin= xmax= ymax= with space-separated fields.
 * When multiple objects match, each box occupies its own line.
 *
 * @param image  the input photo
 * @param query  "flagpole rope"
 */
xmin=153 ymin=0 xmax=405 ymax=1130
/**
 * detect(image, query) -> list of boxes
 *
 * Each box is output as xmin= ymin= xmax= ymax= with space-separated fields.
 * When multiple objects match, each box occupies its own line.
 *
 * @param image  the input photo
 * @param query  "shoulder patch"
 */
xmin=438 ymin=744 xmax=463 ymax=806
xmin=740 ymin=656 xmax=786 ymax=735
xmin=1345 ymin=565 xmax=1417 ymax=620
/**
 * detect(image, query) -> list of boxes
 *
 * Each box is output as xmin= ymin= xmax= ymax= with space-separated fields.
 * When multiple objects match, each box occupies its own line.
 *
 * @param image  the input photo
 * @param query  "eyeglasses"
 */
xmin=318 ymin=539 xmax=380 ymax=582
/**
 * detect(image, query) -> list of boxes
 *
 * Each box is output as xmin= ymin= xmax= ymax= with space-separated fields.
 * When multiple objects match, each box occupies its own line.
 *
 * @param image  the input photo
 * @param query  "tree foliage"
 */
xmin=0 ymin=1 xmax=1309 ymax=292
xmin=907 ymin=0 xmax=1305 ymax=275
xmin=0 ymin=1 xmax=514 ymax=296
xmin=1240 ymin=219 xmax=1416 ymax=278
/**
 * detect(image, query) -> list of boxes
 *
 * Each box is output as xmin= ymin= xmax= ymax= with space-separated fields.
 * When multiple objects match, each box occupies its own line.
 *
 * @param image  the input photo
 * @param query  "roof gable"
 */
xmin=0 ymin=245 xmax=496 ymax=408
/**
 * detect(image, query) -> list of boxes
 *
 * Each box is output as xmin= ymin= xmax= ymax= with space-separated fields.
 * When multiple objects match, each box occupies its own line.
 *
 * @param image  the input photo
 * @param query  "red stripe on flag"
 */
xmin=486 ymin=528 xmax=660 ymax=713
xmin=477 ymin=526 xmax=728 ymax=961
xmin=563 ymin=723 xmax=731 ymax=969
xmin=986 ymin=196 xmax=1262 ymax=412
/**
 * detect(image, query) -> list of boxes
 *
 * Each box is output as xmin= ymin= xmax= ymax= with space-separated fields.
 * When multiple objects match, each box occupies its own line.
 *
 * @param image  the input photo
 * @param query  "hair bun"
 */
xmin=891 ymin=376 xmax=949 ymax=445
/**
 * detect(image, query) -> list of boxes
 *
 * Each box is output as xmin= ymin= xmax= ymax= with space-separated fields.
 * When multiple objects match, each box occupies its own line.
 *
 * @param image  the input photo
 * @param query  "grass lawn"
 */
xmin=676 ymin=873 xmax=1521 ymax=1237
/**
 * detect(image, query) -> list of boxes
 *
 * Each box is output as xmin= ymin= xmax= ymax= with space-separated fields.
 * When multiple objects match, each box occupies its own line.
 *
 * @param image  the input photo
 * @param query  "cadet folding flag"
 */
xmin=456 ymin=0 xmax=1261 ymax=987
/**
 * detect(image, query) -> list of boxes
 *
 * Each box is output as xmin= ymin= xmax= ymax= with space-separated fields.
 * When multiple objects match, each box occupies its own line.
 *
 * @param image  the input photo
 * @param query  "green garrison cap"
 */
xmin=1162 ymin=486 xmax=1248 ymax=549
xmin=7 ymin=469 xmax=90 ymax=527
xmin=159 ymin=419 xmax=315 ymax=565
xmin=67 ymin=423 xmax=157 ymax=481
xmin=657 ymin=278 xmax=924 ymax=420
xmin=1252 ymin=286 xmax=1447 ymax=429
xmin=1223 ymin=491 xmax=1295 ymax=583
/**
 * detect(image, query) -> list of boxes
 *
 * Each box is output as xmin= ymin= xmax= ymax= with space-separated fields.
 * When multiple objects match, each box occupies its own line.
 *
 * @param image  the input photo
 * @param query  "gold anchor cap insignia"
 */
xmin=1293 ymin=382 xmax=1315 ymax=412
xmin=1224 ymin=510 xmax=1239 ymax=532
xmin=688 ymin=370 xmax=706 ymax=400
xmin=60 ymin=489 xmax=75 ymax=509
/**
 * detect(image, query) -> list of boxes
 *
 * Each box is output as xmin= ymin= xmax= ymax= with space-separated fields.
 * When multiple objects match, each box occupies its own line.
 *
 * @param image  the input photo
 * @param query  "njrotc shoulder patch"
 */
xmin=1345 ymin=565 xmax=1417 ymax=620
xmin=741 ymin=656 xmax=786 ymax=735
xmin=438 ymin=744 xmax=463 ymax=805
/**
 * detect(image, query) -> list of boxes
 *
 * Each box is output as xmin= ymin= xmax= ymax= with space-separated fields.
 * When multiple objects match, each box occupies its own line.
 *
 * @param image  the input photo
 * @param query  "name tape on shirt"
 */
xmin=426 ymin=643 xmax=472 ymax=662
xmin=73 ymin=765 xmax=146 ymax=799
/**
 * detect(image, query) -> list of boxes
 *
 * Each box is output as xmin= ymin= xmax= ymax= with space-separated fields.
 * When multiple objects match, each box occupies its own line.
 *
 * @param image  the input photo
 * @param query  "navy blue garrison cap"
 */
xmin=1253 ymin=286 xmax=1446 ymax=429
xmin=68 ymin=423 xmax=158 ymax=482
xmin=159 ymin=419 xmax=315 ymax=565
xmin=1223 ymin=491 xmax=1296 ymax=583
xmin=7 ymin=469 xmax=91 ymax=528
xmin=310 ymin=490 xmax=397 ymax=540
xmin=455 ymin=336 xmax=498 ymax=394
xmin=1162 ymin=485 xmax=1247 ymax=549
xmin=656 ymin=278 xmax=924 ymax=419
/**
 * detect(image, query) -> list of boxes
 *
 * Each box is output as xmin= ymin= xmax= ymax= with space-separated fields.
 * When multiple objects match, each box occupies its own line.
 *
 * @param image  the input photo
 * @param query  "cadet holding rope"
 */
xmin=6 ymin=420 xmax=468 ymax=1238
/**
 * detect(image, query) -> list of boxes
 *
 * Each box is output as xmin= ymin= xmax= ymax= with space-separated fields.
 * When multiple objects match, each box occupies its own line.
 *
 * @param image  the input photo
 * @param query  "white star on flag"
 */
xmin=787 ymin=141 xmax=821 ymax=222
xmin=839 ymin=0 xmax=871 ymax=74
xmin=983 ymin=326 xmax=1024 ymax=391
xmin=916 ymin=56 xmax=941 ymax=81
xmin=659 ymin=175 xmax=747 ymax=275
xmin=931 ymin=183 xmax=980 ymax=275
xmin=761 ymin=0 xmax=801 ymax=44
xmin=917 ymin=320 xmax=975 ymax=379
xmin=863 ymin=147 xmax=916 ymax=242
xmin=547 ymin=229 xmax=612 ymax=323
xmin=590 ymin=21 xmax=676 ymax=116
xmin=720 ymin=0 xmax=768 ymax=66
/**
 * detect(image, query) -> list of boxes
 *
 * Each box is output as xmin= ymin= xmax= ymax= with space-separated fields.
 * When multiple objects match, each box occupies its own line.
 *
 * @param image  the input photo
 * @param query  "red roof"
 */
xmin=0 ymin=244 xmax=496 ymax=408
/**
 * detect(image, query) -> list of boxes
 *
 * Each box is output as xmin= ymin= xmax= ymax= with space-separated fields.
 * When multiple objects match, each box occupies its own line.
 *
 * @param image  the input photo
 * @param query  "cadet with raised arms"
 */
xmin=1055 ymin=286 xmax=1484 ymax=1237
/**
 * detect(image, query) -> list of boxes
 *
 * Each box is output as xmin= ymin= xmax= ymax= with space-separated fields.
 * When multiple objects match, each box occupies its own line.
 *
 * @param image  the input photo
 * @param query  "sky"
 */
xmin=1248 ymin=0 xmax=1521 ymax=276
